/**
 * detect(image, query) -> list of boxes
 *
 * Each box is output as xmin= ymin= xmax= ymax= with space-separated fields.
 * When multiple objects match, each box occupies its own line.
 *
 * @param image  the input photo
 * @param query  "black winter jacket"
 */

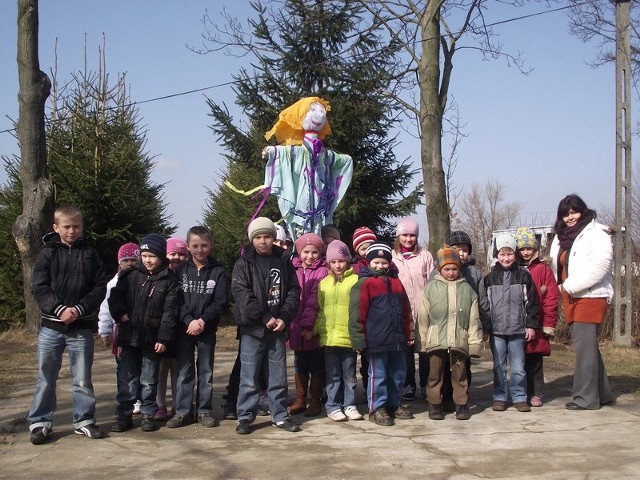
xmin=108 ymin=264 xmax=178 ymax=347
xmin=32 ymin=233 xmax=107 ymax=332
xmin=231 ymin=245 xmax=300 ymax=338
xmin=175 ymin=257 xmax=228 ymax=334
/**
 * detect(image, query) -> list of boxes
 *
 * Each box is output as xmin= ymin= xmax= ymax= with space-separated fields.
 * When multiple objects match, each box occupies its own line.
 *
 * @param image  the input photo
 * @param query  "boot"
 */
xmin=305 ymin=374 xmax=324 ymax=417
xmin=288 ymin=372 xmax=309 ymax=415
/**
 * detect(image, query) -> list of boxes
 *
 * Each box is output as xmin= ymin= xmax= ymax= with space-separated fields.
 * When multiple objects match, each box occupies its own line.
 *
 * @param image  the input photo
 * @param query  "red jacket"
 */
xmin=524 ymin=256 xmax=559 ymax=356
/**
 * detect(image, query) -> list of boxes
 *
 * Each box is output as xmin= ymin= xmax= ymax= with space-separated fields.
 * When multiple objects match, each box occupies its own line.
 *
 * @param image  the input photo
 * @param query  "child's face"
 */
xmin=187 ymin=234 xmax=211 ymax=265
xmin=329 ymin=259 xmax=349 ymax=276
xmin=167 ymin=251 xmax=188 ymax=269
xmin=118 ymin=258 xmax=138 ymax=271
xmin=356 ymin=242 xmax=372 ymax=257
xmin=497 ymin=248 xmax=516 ymax=268
xmin=369 ymin=258 xmax=390 ymax=272
xmin=518 ymin=247 xmax=537 ymax=262
xmin=53 ymin=215 xmax=83 ymax=246
xmin=453 ymin=243 xmax=470 ymax=263
xmin=300 ymin=245 xmax=321 ymax=267
xmin=253 ymin=234 xmax=274 ymax=256
xmin=141 ymin=252 xmax=162 ymax=273
xmin=398 ymin=233 xmax=417 ymax=250
xmin=440 ymin=263 xmax=460 ymax=281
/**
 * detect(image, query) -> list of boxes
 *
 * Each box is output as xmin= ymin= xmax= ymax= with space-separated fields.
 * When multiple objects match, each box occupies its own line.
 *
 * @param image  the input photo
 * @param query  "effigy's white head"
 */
xmin=302 ymin=102 xmax=327 ymax=132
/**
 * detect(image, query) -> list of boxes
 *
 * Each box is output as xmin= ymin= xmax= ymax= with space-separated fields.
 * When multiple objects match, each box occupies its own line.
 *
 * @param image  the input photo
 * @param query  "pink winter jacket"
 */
xmin=288 ymin=256 xmax=328 ymax=351
xmin=392 ymin=247 xmax=435 ymax=328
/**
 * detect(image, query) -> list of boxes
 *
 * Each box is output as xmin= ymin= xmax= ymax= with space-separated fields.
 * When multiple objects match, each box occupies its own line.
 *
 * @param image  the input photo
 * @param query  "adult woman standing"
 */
xmin=549 ymin=194 xmax=615 ymax=410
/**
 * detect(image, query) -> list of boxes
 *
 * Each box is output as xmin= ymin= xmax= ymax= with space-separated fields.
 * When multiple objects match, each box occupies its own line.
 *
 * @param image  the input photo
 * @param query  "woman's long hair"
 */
xmin=553 ymin=194 xmax=596 ymax=234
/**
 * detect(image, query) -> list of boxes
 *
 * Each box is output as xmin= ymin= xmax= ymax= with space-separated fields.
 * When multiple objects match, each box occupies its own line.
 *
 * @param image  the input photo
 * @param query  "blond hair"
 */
xmin=54 ymin=204 xmax=83 ymax=224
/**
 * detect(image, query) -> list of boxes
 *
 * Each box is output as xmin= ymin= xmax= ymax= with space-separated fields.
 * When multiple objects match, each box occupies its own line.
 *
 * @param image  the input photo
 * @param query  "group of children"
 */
xmin=26 ymin=204 xmax=558 ymax=445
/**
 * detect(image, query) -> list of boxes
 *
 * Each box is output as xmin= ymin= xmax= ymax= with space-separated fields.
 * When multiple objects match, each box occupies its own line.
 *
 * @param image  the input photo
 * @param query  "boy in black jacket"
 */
xmin=28 ymin=205 xmax=107 ymax=445
xmin=108 ymin=233 xmax=178 ymax=433
xmin=167 ymin=226 xmax=228 ymax=429
xmin=232 ymin=217 xmax=301 ymax=435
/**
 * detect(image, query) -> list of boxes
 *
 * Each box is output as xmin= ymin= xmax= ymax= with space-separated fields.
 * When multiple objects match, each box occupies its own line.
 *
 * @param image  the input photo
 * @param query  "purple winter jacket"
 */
xmin=289 ymin=256 xmax=328 ymax=351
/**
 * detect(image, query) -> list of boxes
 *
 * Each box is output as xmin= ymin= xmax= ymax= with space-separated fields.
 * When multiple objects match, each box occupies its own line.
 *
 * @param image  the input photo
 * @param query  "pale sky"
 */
xmin=0 ymin=1 xmax=630 ymax=239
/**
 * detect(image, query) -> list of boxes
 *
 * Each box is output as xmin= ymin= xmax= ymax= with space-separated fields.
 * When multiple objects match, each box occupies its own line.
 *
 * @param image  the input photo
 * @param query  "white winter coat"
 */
xmin=549 ymin=220 xmax=613 ymax=301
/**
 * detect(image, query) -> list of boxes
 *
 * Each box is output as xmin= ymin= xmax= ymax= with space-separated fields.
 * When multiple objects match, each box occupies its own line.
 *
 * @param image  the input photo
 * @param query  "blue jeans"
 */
xmin=324 ymin=347 xmax=357 ymax=413
xmin=27 ymin=327 xmax=97 ymax=430
xmin=491 ymin=334 xmax=527 ymax=403
xmin=237 ymin=333 xmax=289 ymax=423
xmin=367 ymin=350 xmax=406 ymax=413
xmin=116 ymin=344 xmax=160 ymax=417
xmin=175 ymin=332 xmax=216 ymax=415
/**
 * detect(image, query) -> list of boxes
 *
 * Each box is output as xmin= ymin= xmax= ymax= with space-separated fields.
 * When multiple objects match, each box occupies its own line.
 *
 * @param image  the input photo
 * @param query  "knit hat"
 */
xmin=321 ymin=224 xmax=341 ymax=241
xmin=446 ymin=230 xmax=472 ymax=254
xmin=294 ymin=233 xmax=324 ymax=255
xmin=248 ymin=217 xmax=277 ymax=242
xmin=396 ymin=218 xmax=419 ymax=237
xmin=437 ymin=245 xmax=461 ymax=271
xmin=326 ymin=240 xmax=351 ymax=263
xmin=166 ymin=237 xmax=188 ymax=256
xmin=275 ymin=224 xmax=287 ymax=243
xmin=515 ymin=227 xmax=539 ymax=250
xmin=494 ymin=233 xmax=517 ymax=256
xmin=117 ymin=242 xmax=140 ymax=263
xmin=352 ymin=227 xmax=377 ymax=253
xmin=366 ymin=242 xmax=393 ymax=263
xmin=140 ymin=233 xmax=166 ymax=259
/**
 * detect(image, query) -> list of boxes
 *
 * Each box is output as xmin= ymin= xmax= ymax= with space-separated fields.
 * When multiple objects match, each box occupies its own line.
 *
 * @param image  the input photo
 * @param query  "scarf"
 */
xmin=556 ymin=216 xmax=591 ymax=251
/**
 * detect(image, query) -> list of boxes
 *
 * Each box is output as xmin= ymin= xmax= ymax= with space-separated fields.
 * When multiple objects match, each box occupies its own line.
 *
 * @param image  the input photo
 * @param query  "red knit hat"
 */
xmin=117 ymin=243 xmax=140 ymax=263
xmin=352 ymin=227 xmax=377 ymax=253
xmin=166 ymin=237 xmax=188 ymax=256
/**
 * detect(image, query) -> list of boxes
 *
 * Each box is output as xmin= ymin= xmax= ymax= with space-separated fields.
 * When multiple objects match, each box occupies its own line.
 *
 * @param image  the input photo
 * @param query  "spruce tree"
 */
xmin=202 ymin=0 xmax=421 ymax=271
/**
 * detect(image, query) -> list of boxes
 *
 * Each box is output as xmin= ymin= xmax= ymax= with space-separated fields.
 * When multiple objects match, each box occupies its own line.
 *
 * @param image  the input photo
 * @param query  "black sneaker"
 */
xmin=30 ymin=426 xmax=52 ymax=445
xmin=235 ymin=419 xmax=252 ymax=435
xmin=197 ymin=412 xmax=219 ymax=428
xmin=223 ymin=405 xmax=238 ymax=420
xmin=271 ymin=418 xmax=301 ymax=432
xmin=428 ymin=404 xmax=445 ymax=421
xmin=166 ymin=413 xmax=193 ymax=429
xmin=140 ymin=415 xmax=159 ymax=432
xmin=455 ymin=404 xmax=471 ymax=420
xmin=111 ymin=416 xmax=133 ymax=432
xmin=74 ymin=424 xmax=105 ymax=439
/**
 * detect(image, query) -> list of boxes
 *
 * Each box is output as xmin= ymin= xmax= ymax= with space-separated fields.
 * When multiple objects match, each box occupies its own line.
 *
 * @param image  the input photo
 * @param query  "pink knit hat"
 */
xmin=352 ymin=227 xmax=377 ymax=253
xmin=117 ymin=243 xmax=140 ymax=263
xmin=294 ymin=233 xmax=324 ymax=255
xmin=166 ymin=237 xmax=188 ymax=256
xmin=325 ymin=240 xmax=351 ymax=263
xmin=396 ymin=218 xmax=419 ymax=237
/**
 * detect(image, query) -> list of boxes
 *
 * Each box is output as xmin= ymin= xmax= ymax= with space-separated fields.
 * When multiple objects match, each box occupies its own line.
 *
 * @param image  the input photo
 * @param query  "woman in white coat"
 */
xmin=550 ymin=194 xmax=615 ymax=410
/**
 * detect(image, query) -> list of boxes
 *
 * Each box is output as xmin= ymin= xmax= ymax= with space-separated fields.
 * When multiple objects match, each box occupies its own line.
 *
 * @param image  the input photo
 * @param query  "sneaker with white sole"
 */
xmin=30 ymin=425 xmax=53 ymax=445
xmin=344 ymin=405 xmax=364 ymax=420
xmin=327 ymin=409 xmax=348 ymax=421
xmin=74 ymin=424 xmax=105 ymax=439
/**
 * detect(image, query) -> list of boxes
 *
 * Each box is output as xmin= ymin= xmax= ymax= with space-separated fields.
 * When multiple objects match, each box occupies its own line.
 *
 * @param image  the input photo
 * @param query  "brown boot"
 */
xmin=304 ymin=375 xmax=324 ymax=417
xmin=288 ymin=372 xmax=309 ymax=415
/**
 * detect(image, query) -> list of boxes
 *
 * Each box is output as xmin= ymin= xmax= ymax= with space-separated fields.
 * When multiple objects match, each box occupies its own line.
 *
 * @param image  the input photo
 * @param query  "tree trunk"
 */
xmin=14 ymin=0 xmax=54 ymax=332
xmin=419 ymin=4 xmax=450 ymax=252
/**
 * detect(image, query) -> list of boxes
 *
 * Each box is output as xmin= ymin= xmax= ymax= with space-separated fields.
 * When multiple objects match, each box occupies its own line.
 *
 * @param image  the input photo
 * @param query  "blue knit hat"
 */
xmin=140 ymin=233 xmax=166 ymax=259
xmin=366 ymin=242 xmax=393 ymax=263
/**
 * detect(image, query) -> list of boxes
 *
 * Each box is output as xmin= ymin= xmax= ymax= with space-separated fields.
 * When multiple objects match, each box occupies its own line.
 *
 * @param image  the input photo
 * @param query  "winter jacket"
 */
xmin=32 ymin=233 xmax=107 ymax=333
xmin=108 ymin=264 xmax=179 ymax=347
xmin=289 ymin=256 xmax=328 ymax=351
xmin=549 ymin=220 xmax=613 ymax=301
xmin=416 ymin=275 xmax=483 ymax=357
xmin=351 ymin=255 xmax=369 ymax=275
xmin=349 ymin=267 xmax=412 ymax=353
xmin=231 ymin=245 xmax=300 ymax=338
xmin=175 ymin=256 xmax=228 ymax=334
xmin=523 ymin=256 xmax=559 ymax=356
xmin=315 ymin=268 xmax=358 ymax=349
xmin=98 ymin=273 xmax=119 ymax=338
xmin=392 ymin=247 xmax=435 ymax=328
xmin=479 ymin=263 xmax=540 ymax=336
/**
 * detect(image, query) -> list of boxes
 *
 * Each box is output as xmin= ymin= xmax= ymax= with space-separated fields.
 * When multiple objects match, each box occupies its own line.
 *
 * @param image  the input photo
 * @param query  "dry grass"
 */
xmin=0 ymin=326 xmax=38 ymax=397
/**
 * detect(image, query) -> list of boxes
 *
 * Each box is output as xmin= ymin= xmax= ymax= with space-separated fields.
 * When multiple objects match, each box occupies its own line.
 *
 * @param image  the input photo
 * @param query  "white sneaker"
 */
xmin=344 ymin=405 xmax=363 ymax=420
xmin=327 ymin=409 xmax=348 ymax=422
xmin=133 ymin=400 xmax=142 ymax=415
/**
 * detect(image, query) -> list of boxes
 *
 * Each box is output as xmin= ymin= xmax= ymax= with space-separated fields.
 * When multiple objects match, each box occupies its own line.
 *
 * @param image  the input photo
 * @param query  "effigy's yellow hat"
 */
xmin=264 ymin=96 xmax=332 ymax=145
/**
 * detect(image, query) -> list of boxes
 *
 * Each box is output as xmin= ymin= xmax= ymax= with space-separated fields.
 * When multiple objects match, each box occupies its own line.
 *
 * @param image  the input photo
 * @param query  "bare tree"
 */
xmin=453 ymin=178 xmax=521 ymax=272
xmin=13 ymin=0 xmax=55 ymax=331
xmin=357 ymin=1 xmax=529 ymax=251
